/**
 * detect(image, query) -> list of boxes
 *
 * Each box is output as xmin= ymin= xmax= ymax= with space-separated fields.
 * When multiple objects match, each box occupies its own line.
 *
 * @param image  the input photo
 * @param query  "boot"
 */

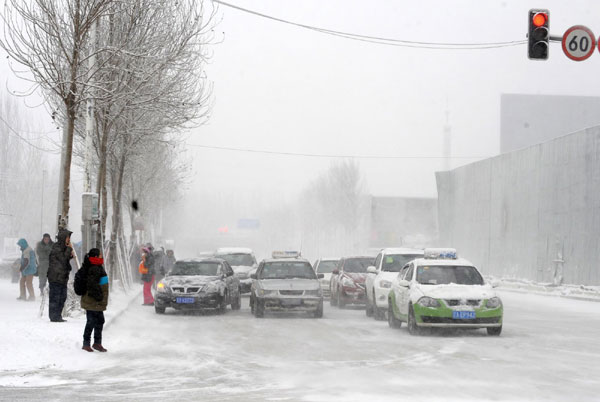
xmin=16 ymin=296 xmax=26 ymax=301
xmin=27 ymin=296 xmax=36 ymax=302
xmin=82 ymin=345 xmax=94 ymax=352
xmin=92 ymin=344 xmax=107 ymax=352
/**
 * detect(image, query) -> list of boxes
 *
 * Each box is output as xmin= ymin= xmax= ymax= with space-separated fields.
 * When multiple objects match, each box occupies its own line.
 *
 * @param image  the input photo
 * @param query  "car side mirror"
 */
xmin=490 ymin=279 xmax=500 ymax=288
xmin=398 ymin=279 xmax=410 ymax=288
xmin=228 ymin=271 xmax=234 ymax=277
xmin=250 ymin=273 xmax=257 ymax=280
xmin=367 ymin=266 xmax=377 ymax=274
xmin=317 ymin=273 xmax=324 ymax=279
xmin=332 ymin=269 xmax=339 ymax=275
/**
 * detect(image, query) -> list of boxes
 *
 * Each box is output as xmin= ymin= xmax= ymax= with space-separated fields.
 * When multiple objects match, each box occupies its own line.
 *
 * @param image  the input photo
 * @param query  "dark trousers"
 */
xmin=48 ymin=282 xmax=67 ymax=321
xmin=83 ymin=310 xmax=105 ymax=346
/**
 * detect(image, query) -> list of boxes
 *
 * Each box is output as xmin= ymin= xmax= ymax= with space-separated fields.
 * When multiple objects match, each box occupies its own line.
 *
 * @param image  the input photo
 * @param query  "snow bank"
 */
xmin=490 ymin=276 xmax=600 ymax=302
xmin=0 ymin=278 xmax=139 ymax=378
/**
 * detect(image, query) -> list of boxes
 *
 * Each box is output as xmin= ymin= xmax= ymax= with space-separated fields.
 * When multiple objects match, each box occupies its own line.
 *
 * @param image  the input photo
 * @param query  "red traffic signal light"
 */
xmin=528 ymin=9 xmax=550 ymax=60
xmin=532 ymin=13 xmax=547 ymax=28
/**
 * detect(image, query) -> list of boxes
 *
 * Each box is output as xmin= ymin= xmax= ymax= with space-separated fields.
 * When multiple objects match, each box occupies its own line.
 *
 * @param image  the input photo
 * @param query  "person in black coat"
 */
xmin=47 ymin=229 xmax=74 ymax=322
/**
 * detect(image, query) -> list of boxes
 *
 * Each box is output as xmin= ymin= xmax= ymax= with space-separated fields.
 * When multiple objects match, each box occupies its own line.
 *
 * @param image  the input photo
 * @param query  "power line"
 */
xmin=0 ymin=114 xmax=60 ymax=154
xmin=212 ymin=0 xmax=527 ymax=50
xmin=187 ymin=143 xmax=489 ymax=160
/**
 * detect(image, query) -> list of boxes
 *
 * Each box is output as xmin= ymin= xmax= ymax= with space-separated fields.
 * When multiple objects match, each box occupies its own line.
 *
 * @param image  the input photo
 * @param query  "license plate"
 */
xmin=281 ymin=299 xmax=302 ymax=306
xmin=176 ymin=297 xmax=195 ymax=304
xmin=453 ymin=311 xmax=476 ymax=319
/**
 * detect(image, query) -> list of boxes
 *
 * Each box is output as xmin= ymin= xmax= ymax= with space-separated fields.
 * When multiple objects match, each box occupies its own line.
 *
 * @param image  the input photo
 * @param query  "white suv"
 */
xmin=365 ymin=248 xmax=424 ymax=320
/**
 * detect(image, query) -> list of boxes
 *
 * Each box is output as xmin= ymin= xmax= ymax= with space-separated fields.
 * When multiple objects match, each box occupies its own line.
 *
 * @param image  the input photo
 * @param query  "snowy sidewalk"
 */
xmin=0 ymin=278 xmax=140 ymax=377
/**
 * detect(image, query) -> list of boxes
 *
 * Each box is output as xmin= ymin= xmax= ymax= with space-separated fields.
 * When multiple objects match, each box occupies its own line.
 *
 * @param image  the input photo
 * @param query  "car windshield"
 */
xmin=382 ymin=254 xmax=422 ymax=272
xmin=260 ymin=262 xmax=316 ymax=280
xmin=170 ymin=261 xmax=220 ymax=276
xmin=218 ymin=253 xmax=255 ymax=267
xmin=316 ymin=260 xmax=338 ymax=273
xmin=416 ymin=265 xmax=484 ymax=285
xmin=343 ymin=257 xmax=373 ymax=273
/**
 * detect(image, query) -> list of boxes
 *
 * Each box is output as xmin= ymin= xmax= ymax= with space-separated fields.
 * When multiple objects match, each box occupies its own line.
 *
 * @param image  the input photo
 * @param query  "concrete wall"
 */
xmin=437 ymin=126 xmax=600 ymax=285
xmin=501 ymin=93 xmax=600 ymax=154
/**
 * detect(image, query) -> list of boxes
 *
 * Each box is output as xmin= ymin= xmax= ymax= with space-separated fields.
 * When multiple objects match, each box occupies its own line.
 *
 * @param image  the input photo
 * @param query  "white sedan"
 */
xmin=365 ymin=248 xmax=423 ymax=320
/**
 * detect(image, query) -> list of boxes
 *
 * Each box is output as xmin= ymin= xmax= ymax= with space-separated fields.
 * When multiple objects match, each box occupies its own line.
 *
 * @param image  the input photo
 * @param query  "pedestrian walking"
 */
xmin=16 ymin=239 xmax=37 ymax=301
xmin=140 ymin=247 xmax=155 ymax=305
xmin=80 ymin=248 xmax=109 ymax=353
xmin=35 ymin=233 xmax=53 ymax=294
xmin=162 ymin=249 xmax=176 ymax=274
xmin=47 ymin=229 xmax=74 ymax=322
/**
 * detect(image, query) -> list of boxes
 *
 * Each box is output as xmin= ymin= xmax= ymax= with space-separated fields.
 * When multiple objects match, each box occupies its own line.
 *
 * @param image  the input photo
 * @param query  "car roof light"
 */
xmin=423 ymin=248 xmax=457 ymax=259
xmin=272 ymin=251 xmax=301 ymax=259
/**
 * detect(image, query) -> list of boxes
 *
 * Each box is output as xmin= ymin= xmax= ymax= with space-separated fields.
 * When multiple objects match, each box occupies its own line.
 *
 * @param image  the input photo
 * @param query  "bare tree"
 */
xmin=1 ymin=0 xmax=113 ymax=228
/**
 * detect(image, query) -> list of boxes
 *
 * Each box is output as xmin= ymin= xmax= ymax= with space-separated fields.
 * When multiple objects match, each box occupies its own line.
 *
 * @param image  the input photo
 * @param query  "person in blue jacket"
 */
xmin=17 ymin=238 xmax=37 ymax=301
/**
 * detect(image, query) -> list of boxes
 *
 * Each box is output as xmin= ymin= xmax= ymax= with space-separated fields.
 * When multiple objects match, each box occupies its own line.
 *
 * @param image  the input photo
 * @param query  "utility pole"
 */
xmin=82 ymin=18 xmax=99 ymax=255
xmin=41 ymin=169 xmax=46 ymax=234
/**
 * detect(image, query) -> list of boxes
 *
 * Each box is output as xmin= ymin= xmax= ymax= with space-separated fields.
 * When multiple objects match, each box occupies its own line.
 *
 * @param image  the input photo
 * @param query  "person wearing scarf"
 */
xmin=80 ymin=248 xmax=109 ymax=352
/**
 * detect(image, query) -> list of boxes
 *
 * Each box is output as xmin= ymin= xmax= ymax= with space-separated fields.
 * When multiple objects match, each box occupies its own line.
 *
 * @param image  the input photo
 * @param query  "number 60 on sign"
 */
xmin=562 ymin=25 xmax=596 ymax=61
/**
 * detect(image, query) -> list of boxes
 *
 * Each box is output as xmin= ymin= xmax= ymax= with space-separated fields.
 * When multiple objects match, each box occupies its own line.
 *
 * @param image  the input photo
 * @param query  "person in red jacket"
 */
xmin=140 ymin=247 xmax=155 ymax=305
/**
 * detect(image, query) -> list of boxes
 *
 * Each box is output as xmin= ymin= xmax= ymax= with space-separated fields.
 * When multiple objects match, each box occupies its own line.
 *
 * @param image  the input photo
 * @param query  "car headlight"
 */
xmin=202 ymin=282 xmax=221 ymax=294
xmin=258 ymin=289 xmax=278 ymax=297
xmin=486 ymin=297 xmax=502 ymax=309
xmin=342 ymin=277 xmax=356 ymax=287
xmin=417 ymin=296 xmax=440 ymax=308
xmin=156 ymin=281 xmax=168 ymax=293
xmin=379 ymin=280 xmax=392 ymax=289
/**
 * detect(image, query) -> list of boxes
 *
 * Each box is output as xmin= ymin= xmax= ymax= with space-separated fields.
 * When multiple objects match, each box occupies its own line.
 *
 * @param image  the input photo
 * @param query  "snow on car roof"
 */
xmin=319 ymin=257 xmax=340 ymax=261
xmin=215 ymin=247 xmax=253 ymax=254
xmin=262 ymin=257 xmax=310 ymax=264
xmin=380 ymin=248 xmax=424 ymax=255
xmin=412 ymin=257 xmax=475 ymax=267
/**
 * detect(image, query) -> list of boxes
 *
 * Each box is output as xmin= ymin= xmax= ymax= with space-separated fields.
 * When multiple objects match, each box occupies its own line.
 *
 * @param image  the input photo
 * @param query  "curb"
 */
xmin=105 ymin=289 xmax=142 ymax=329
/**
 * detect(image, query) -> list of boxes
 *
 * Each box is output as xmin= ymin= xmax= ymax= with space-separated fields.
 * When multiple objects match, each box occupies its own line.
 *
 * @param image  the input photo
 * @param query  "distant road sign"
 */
xmin=237 ymin=218 xmax=260 ymax=230
xmin=562 ymin=25 xmax=596 ymax=61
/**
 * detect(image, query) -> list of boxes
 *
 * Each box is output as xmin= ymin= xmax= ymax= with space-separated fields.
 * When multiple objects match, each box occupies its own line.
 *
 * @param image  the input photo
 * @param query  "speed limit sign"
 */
xmin=562 ymin=25 xmax=596 ymax=61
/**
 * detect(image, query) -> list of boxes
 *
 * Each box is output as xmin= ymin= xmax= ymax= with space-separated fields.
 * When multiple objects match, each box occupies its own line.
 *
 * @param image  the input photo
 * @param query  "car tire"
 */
xmin=373 ymin=294 xmax=386 ymax=321
xmin=365 ymin=292 xmax=374 ymax=317
xmin=337 ymin=288 xmax=345 ymax=309
xmin=254 ymin=299 xmax=264 ymax=318
xmin=330 ymin=287 xmax=337 ymax=306
xmin=487 ymin=326 xmax=502 ymax=336
xmin=155 ymin=306 xmax=166 ymax=314
xmin=314 ymin=300 xmax=324 ymax=318
xmin=407 ymin=304 xmax=420 ymax=335
xmin=218 ymin=293 xmax=228 ymax=314
xmin=231 ymin=291 xmax=241 ymax=310
xmin=388 ymin=299 xmax=401 ymax=328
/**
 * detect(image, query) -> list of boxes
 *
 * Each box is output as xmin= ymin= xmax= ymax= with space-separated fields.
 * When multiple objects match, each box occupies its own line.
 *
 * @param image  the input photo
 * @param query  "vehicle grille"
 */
xmin=279 ymin=290 xmax=304 ymax=296
xmin=444 ymin=299 xmax=481 ymax=307
xmin=171 ymin=287 xmax=200 ymax=294
xmin=421 ymin=316 xmax=500 ymax=324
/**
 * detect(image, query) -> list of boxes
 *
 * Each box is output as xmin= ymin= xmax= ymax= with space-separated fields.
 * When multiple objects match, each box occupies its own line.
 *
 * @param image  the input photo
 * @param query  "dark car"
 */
xmin=154 ymin=258 xmax=241 ymax=314
xmin=330 ymin=256 xmax=374 ymax=308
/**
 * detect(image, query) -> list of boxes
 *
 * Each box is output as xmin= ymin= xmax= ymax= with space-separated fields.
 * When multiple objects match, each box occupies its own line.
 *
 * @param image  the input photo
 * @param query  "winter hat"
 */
xmin=88 ymin=248 xmax=101 ymax=258
xmin=17 ymin=238 xmax=28 ymax=250
xmin=43 ymin=233 xmax=51 ymax=239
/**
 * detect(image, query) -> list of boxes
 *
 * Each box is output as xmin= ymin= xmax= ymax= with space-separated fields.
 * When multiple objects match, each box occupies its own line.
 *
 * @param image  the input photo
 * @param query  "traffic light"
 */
xmin=528 ymin=9 xmax=549 ymax=60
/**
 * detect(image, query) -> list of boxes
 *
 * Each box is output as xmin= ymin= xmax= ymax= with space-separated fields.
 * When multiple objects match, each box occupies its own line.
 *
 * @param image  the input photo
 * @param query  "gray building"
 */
xmin=501 ymin=93 xmax=600 ymax=154
xmin=369 ymin=197 xmax=438 ymax=248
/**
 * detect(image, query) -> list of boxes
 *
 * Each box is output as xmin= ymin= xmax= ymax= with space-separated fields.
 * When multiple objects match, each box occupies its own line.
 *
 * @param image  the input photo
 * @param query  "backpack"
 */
xmin=74 ymin=266 xmax=89 ymax=296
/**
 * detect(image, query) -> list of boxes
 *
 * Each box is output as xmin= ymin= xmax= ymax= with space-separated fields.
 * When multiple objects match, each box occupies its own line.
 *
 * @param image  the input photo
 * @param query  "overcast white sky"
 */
xmin=187 ymin=0 xmax=600 ymax=199
xmin=2 ymin=0 xmax=600 ymax=203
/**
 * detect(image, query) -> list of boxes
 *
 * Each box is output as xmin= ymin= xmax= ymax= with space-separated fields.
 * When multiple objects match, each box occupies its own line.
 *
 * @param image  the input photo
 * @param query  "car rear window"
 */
xmin=316 ymin=260 xmax=338 ymax=273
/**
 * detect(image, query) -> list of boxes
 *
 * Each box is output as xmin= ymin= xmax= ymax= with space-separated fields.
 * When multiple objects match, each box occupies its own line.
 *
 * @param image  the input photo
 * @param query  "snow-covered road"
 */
xmin=2 ymin=290 xmax=600 ymax=401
